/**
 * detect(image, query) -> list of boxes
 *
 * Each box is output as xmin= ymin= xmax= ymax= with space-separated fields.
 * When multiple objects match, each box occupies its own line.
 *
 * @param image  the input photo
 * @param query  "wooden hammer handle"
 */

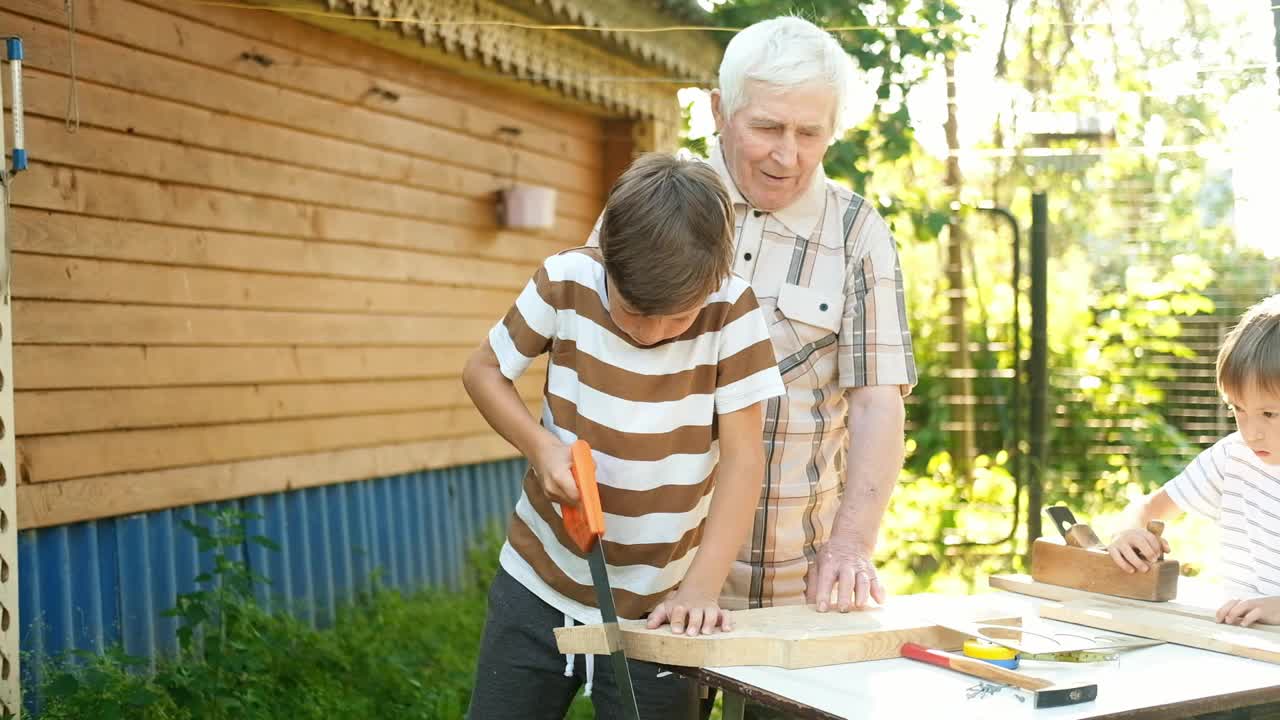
xmin=1064 ymin=523 xmax=1103 ymax=549
xmin=1145 ymin=519 xmax=1167 ymax=560
xmin=901 ymin=643 xmax=1054 ymax=691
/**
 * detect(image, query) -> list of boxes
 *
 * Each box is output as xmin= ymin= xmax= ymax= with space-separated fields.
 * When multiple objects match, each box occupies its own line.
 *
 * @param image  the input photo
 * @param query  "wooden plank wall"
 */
xmin=3 ymin=0 xmax=609 ymax=528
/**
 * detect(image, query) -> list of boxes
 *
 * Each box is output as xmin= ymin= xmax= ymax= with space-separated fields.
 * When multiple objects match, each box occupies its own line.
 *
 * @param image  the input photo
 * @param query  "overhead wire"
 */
xmin=185 ymin=0 xmax=971 ymax=34
xmin=39 ymin=0 xmax=1277 ymax=158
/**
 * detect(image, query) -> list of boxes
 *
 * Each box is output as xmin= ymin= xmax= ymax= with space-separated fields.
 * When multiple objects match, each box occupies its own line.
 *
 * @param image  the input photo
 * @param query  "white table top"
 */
xmin=703 ymin=592 xmax=1280 ymax=719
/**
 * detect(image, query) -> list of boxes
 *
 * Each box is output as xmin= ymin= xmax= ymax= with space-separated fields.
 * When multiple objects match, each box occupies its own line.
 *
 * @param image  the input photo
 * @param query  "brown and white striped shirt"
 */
xmin=490 ymin=247 xmax=785 ymax=622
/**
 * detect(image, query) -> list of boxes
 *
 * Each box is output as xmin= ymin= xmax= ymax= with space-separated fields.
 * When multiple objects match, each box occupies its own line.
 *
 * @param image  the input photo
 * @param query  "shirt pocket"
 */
xmin=768 ymin=282 xmax=843 ymax=383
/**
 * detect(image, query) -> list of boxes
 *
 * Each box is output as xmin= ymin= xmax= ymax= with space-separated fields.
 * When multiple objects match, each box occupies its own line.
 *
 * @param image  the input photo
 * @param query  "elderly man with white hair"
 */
xmin=582 ymin=15 xmax=916 ymax=718
xmin=705 ymin=16 xmax=918 ymax=617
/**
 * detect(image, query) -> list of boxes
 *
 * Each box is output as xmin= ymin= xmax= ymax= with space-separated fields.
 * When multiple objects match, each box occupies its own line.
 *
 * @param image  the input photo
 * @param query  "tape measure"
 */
xmin=1022 ymin=650 xmax=1119 ymax=663
xmin=962 ymin=639 xmax=1019 ymax=669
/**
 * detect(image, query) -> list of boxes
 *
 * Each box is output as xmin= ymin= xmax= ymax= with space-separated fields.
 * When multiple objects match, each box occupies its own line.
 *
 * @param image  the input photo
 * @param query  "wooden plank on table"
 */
xmin=554 ymin=594 xmax=1024 ymax=670
xmin=17 ymin=373 xmax=544 ymax=435
xmin=12 ymin=345 xmax=484 ymax=390
xmin=128 ymin=0 xmax=605 ymax=145
xmin=9 ymin=210 xmax=559 ymax=285
xmin=17 ymin=432 xmax=523 ymax=528
xmin=3 ymin=9 xmax=599 ymax=196
xmin=19 ymin=400 xmax=540 ymax=482
xmin=13 ymin=163 xmax=584 ymax=279
xmin=12 ymin=254 xmax=516 ymax=317
xmin=13 ymin=70 xmax=602 ymax=223
xmin=13 ymin=300 xmax=494 ymax=346
xmin=1040 ymin=599 xmax=1280 ymax=664
xmin=987 ymin=574 xmax=1275 ymax=630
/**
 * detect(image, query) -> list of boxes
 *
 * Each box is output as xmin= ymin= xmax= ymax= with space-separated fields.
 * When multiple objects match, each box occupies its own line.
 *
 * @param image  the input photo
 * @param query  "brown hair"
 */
xmin=1217 ymin=294 xmax=1280 ymax=399
xmin=598 ymin=153 xmax=735 ymax=315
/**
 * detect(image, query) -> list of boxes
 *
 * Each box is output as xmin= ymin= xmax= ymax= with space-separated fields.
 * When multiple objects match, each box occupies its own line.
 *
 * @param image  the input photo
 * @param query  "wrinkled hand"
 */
xmin=530 ymin=436 xmax=578 ymax=506
xmin=806 ymin=535 xmax=886 ymax=613
xmin=1107 ymin=528 xmax=1170 ymax=573
xmin=645 ymin=586 xmax=732 ymax=636
xmin=1216 ymin=596 xmax=1280 ymax=628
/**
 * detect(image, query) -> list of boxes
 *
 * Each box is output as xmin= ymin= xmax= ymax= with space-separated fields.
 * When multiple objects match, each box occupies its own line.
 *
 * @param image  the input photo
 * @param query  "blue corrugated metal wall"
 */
xmin=18 ymin=458 xmax=526 ymax=708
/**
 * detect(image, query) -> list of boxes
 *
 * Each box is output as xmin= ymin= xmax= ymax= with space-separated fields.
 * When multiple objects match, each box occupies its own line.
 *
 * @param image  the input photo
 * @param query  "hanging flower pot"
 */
xmin=498 ymin=183 xmax=557 ymax=230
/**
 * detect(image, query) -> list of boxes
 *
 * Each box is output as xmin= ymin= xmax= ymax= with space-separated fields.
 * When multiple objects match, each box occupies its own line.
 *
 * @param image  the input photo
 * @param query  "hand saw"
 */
xmin=564 ymin=439 xmax=642 ymax=720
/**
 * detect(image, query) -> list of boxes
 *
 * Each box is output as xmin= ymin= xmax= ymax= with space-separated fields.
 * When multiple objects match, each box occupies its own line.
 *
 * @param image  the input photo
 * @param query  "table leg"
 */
xmin=722 ymin=690 xmax=746 ymax=720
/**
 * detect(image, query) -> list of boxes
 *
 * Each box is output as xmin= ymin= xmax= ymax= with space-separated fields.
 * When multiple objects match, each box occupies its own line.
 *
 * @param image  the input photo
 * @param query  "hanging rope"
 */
xmin=65 ymin=0 xmax=80 ymax=133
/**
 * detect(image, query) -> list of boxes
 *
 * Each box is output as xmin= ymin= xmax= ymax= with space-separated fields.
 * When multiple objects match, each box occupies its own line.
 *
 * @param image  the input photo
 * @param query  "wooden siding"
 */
xmin=4 ymin=0 xmax=611 ymax=527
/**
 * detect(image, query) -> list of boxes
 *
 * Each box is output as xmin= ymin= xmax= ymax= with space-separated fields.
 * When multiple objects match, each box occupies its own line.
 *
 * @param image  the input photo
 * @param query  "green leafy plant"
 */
xmin=34 ymin=512 xmax=602 ymax=720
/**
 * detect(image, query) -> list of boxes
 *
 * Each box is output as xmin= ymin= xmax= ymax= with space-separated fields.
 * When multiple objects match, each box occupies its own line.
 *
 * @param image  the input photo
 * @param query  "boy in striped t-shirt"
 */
xmin=462 ymin=153 xmax=785 ymax=718
xmin=1108 ymin=294 xmax=1280 ymax=627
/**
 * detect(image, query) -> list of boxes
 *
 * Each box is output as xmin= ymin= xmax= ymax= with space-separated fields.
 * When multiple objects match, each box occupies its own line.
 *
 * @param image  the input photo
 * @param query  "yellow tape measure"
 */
xmin=962 ymin=639 xmax=1019 ymax=669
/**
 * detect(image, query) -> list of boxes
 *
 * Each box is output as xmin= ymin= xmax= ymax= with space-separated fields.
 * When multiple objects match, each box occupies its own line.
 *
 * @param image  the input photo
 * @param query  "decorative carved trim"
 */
xmin=498 ymin=0 xmax=723 ymax=81
xmin=324 ymin=0 xmax=715 ymax=142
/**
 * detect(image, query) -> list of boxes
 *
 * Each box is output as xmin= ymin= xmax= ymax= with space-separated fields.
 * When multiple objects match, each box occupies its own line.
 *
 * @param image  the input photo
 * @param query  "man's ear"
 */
xmin=710 ymin=89 xmax=726 ymax=134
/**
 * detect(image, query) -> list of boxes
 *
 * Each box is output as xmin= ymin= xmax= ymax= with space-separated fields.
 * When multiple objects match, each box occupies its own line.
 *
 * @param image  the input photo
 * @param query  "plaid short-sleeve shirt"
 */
xmin=708 ymin=146 xmax=917 ymax=608
xmin=589 ymin=146 xmax=917 ymax=607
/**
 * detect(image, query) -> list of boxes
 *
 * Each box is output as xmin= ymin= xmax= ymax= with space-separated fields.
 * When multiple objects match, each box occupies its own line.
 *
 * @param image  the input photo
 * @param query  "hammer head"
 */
xmin=1024 ymin=682 xmax=1098 ymax=708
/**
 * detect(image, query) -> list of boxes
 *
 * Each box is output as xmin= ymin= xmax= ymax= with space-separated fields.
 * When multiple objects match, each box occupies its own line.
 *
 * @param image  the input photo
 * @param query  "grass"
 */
xmin=34 ymin=515 xmax=596 ymax=720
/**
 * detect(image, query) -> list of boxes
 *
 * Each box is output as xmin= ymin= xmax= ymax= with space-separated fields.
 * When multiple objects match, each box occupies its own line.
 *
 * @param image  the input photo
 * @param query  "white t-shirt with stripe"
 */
xmin=488 ymin=248 xmax=785 ymax=623
xmin=1164 ymin=432 xmax=1280 ymax=598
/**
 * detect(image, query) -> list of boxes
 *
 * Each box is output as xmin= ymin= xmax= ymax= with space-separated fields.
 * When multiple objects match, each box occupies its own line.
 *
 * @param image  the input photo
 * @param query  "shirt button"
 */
xmin=819 ymin=303 xmax=829 ymax=311
xmin=752 ymin=210 xmax=763 ymax=218
xmin=744 ymin=252 xmax=753 ymax=261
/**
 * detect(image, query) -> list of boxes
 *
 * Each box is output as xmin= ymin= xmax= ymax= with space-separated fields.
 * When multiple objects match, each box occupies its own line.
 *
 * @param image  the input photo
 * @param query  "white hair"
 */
xmin=717 ymin=16 xmax=859 ymax=136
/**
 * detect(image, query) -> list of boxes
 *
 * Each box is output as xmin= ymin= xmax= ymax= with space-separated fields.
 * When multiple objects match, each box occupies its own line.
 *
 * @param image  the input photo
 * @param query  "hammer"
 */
xmin=901 ymin=643 xmax=1098 ymax=708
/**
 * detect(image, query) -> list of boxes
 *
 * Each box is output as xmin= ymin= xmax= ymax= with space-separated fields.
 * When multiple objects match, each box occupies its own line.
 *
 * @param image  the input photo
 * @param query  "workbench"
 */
xmin=682 ymin=592 xmax=1280 ymax=720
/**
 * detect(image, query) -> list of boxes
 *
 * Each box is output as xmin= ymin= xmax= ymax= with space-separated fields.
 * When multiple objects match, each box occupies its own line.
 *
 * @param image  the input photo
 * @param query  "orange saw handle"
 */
xmin=563 ymin=439 xmax=605 ymax=554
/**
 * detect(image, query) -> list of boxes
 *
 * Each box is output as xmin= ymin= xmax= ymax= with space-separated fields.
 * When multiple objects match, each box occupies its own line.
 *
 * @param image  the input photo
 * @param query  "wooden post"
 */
xmin=601 ymin=118 xmax=637 ymax=192
xmin=601 ymin=112 xmax=678 ymax=197
xmin=0 ymin=213 xmax=16 ymax=719
xmin=1027 ymin=192 xmax=1049 ymax=553
xmin=943 ymin=55 xmax=974 ymax=480
xmin=0 ymin=172 xmax=19 ymax=720
xmin=1272 ymin=0 xmax=1280 ymax=89
xmin=0 ymin=40 xmax=20 ymax=714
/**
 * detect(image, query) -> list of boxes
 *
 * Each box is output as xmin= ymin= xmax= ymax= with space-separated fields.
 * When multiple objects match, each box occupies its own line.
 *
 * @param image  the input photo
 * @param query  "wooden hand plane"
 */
xmin=1030 ymin=506 xmax=1179 ymax=602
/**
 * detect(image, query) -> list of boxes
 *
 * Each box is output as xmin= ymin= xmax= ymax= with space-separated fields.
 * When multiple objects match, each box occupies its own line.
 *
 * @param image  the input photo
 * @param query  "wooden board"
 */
xmin=12 ymin=254 xmax=518 ymax=317
xmin=2 ymin=9 xmax=598 ymax=195
xmin=16 ymin=375 xmax=544 ymax=435
xmin=129 ymin=0 xmax=605 ymax=147
xmin=1030 ymin=538 xmax=1179 ymax=601
xmin=14 ymin=164 xmax=570 ymax=286
xmin=13 ymin=300 xmax=494 ymax=346
xmin=18 ymin=400 xmax=539 ymax=482
xmin=17 ymin=432 xmax=522 ymax=529
xmin=553 ymin=594 xmax=1023 ymax=670
xmin=15 ymin=69 xmax=601 ymax=223
xmin=1 ymin=0 xmax=603 ymax=524
xmin=13 ymin=345 xmax=479 ymax=390
xmin=989 ymin=574 xmax=1280 ymax=634
xmin=9 ymin=210 xmax=557 ymax=287
xmin=1040 ymin=599 xmax=1280 ymax=664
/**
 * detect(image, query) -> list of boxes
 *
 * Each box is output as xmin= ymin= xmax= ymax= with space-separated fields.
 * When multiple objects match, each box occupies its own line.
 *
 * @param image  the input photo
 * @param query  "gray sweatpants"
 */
xmin=467 ymin=567 xmax=697 ymax=720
